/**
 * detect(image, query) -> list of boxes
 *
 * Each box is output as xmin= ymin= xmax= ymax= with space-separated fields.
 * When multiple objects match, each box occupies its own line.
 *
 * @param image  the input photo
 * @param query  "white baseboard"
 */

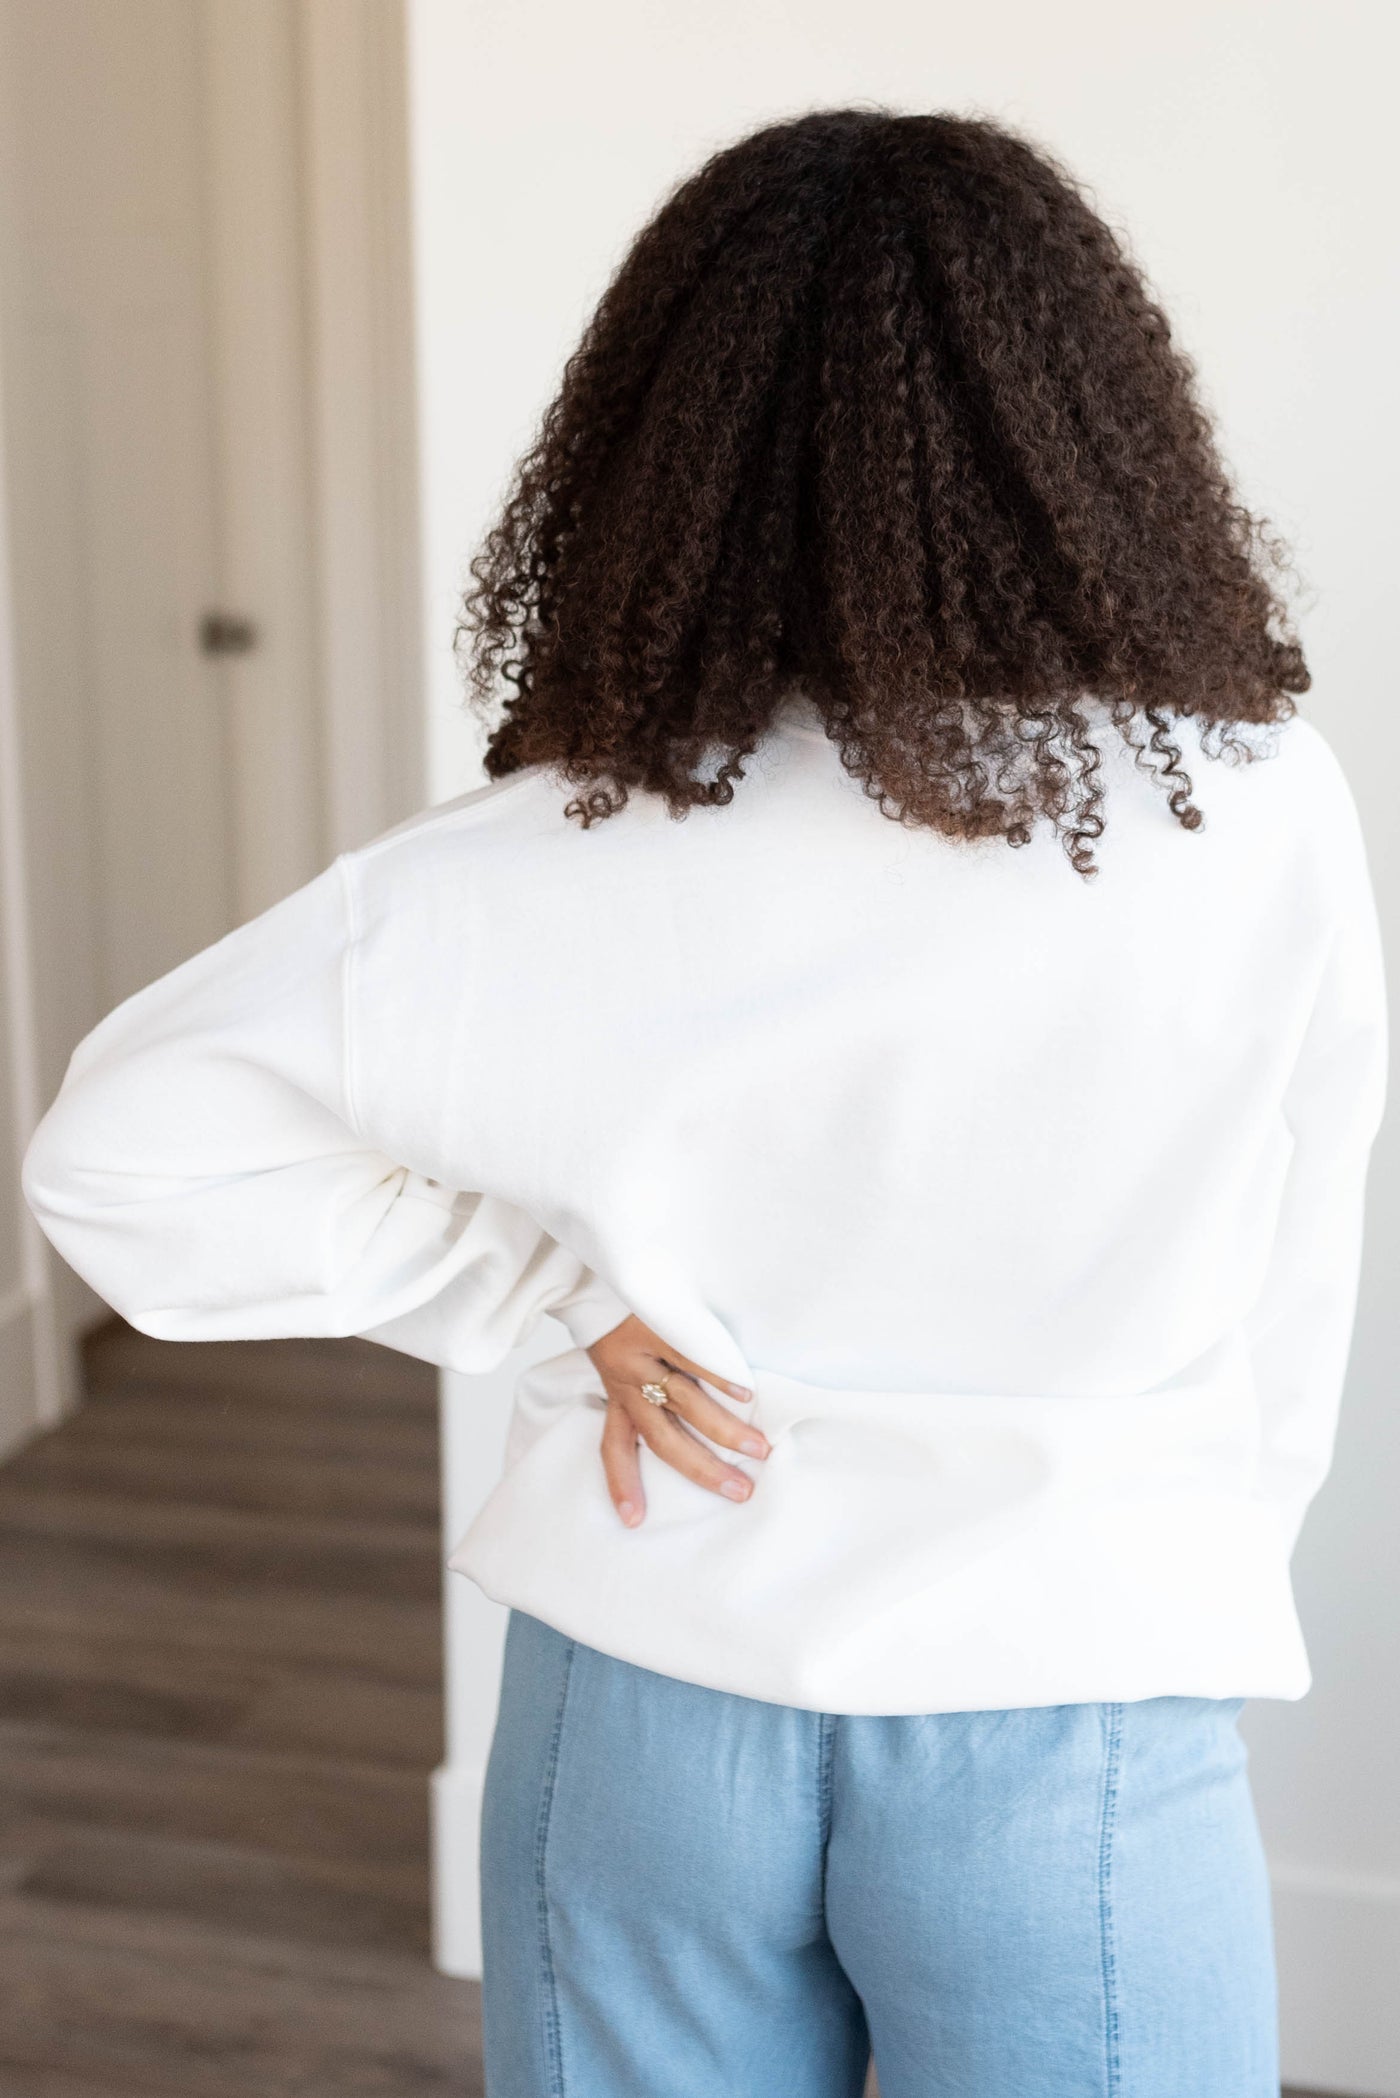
xmin=430 ymin=1763 xmax=1400 ymax=2093
xmin=1274 ymin=1862 xmax=1400 ymax=2097
xmin=0 ymin=1266 xmax=93 ymax=1461
xmin=431 ymin=1758 xmax=486 ymax=1980
xmin=0 ymin=1291 xmax=44 ymax=1460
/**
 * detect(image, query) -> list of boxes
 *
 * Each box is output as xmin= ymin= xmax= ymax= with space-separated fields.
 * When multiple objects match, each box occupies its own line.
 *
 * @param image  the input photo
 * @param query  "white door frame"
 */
xmin=299 ymin=0 xmax=425 ymax=862
xmin=0 ymin=320 xmax=63 ymax=1453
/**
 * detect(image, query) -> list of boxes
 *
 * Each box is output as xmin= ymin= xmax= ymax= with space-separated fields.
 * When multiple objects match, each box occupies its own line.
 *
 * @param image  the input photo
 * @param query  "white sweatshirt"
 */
xmin=21 ymin=696 xmax=1387 ymax=1714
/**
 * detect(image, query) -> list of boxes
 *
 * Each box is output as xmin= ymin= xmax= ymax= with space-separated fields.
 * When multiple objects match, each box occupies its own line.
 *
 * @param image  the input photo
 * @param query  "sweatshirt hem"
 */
xmin=449 ymin=1554 xmax=1311 ymax=1716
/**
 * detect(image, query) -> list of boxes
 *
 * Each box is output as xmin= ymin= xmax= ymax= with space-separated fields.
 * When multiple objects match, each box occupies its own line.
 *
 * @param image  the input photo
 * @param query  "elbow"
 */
xmin=19 ymin=1094 xmax=133 ymax=1323
xmin=20 ymin=1097 xmax=77 ymax=1234
xmin=20 ymin=1060 xmax=125 ymax=1235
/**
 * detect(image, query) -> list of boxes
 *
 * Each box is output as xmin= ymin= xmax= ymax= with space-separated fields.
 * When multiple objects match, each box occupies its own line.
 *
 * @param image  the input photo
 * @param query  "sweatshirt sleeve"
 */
xmin=1243 ymin=764 xmax=1389 ymax=1557
xmin=20 ymin=855 xmax=631 ymax=1372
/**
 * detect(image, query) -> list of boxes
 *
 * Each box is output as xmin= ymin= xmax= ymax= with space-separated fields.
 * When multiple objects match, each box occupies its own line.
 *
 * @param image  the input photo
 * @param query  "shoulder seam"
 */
xmin=348 ymin=767 xmax=548 ymax=866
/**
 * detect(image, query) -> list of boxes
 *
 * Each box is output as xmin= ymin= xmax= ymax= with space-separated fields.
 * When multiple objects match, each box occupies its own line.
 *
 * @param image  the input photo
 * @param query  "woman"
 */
xmin=22 ymin=108 xmax=1386 ymax=2098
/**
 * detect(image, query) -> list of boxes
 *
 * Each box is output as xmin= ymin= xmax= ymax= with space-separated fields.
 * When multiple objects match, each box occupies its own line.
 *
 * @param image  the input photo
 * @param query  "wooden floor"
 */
xmin=0 ymin=1319 xmax=483 ymax=2097
xmin=0 ymin=1318 xmax=1339 ymax=2098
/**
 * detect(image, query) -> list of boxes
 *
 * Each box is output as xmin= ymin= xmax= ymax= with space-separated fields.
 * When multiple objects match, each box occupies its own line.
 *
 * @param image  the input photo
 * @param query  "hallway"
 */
xmin=0 ymin=1322 xmax=482 ymax=2096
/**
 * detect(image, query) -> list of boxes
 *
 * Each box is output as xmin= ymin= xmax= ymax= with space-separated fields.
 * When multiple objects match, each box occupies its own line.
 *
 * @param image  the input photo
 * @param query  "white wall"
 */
xmin=406 ymin=3 xmax=1399 ymax=2082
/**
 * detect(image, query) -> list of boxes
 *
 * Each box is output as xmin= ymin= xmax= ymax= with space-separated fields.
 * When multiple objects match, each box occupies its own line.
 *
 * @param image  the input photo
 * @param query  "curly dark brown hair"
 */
xmin=459 ymin=107 xmax=1307 ymax=874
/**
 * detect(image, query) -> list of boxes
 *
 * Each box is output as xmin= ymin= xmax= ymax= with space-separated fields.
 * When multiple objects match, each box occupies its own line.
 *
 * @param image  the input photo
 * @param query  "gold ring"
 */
xmin=640 ymin=1375 xmax=673 ymax=1408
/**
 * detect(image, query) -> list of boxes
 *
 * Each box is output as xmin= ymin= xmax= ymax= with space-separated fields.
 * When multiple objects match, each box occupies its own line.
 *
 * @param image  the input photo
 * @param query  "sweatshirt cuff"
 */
xmin=552 ymin=1272 xmax=632 ymax=1352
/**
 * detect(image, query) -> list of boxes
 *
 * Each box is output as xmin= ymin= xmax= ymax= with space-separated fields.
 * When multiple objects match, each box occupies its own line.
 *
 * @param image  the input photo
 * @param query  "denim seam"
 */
xmin=1097 ymin=1701 xmax=1125 ymax=2098
xmin=533 ymin=1634 xmax=577 ymax=2098
xmin=817 ymin=1711 xmax=837 ymax=1854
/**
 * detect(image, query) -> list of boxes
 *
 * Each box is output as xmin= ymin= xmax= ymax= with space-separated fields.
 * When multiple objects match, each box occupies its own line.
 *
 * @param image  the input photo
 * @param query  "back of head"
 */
xmin=460 ymin=108 xmax=1307 ymax=874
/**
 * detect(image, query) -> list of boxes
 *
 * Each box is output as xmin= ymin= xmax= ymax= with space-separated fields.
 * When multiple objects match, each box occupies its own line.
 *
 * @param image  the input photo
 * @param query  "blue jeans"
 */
xmin=481 ymin=1609 xmax=1279 ymax=2097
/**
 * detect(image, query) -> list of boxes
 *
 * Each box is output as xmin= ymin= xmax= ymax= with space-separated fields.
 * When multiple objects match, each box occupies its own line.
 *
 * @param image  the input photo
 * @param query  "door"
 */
xmin=0 ymin=0 xmax=329 ymax=1431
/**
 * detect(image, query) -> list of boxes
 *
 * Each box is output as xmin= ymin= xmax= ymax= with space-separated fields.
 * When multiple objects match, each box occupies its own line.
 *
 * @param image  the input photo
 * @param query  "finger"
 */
xmin=601 ymin=1400 xmax=645 ymax=1527
xmin=653 ymin=1373 xmax=769 ymax=1459
xmin=647 ymin=1345 xmax=752 ymax=1404
xmin=624 ymin=1390 xmax=755 ymax=1503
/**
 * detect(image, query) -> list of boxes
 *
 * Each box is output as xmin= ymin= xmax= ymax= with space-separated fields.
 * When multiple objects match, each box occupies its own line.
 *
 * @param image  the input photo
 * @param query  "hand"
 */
xmin=586 ymin=1314 xmax=768 ymax=1527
